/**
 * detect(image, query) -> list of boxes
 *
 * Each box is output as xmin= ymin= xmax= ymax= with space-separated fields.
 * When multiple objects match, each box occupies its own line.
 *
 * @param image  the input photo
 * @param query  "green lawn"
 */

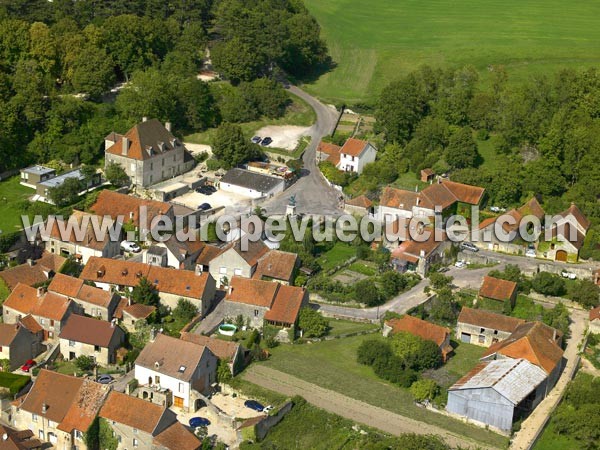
xmin=0 ymin=176 xmax=33 ymax=232
xmin=346 ymin=260 xmax=377 ymax=276
xmin=303 ymin=0 xmax=600 ymax=104
xmin=533 ymin=420 xmax=577 ymax=450
xmin=425 ymin=340 xmax=486 ymax=389
xmin=259 ymin=335 xmax=507 ymax=448
xmin=316 ymin=242 xmax=356 ymax=271
xmin=327 ymin=318 xmax=379 ymax=337
xmin=184 ymin=92 xmax=316 ymax=145
xmin=511 ymin=295 xmax=544 ymax=321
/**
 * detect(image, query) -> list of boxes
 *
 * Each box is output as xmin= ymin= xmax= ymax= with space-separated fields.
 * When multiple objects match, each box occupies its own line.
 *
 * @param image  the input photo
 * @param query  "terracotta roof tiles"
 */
xmin=100 ymin=391 xmax=171 ymax=435
xmin=385 ymin=316 xmax=449 ymax=347
xmin=90 ymin=190 xmax=172 ymax=228
xmin=340 ymin=138 xmax=372 ymax=157
xmin=59 ymin=315 xmax=122 ymax=347
xmin=254 ymin=250 xmax=298 ymax=282
xmin=180 ymin=333 xmax=240 ymax=362
xmin=0 ymin=252 xmax=66 ymax=290
xmin=264 ymin=284 xmax=307 ymax=325
xmin=479 ymin=276 xmax=517 ymax=302
xmin=458 ymin=307 xmax=525 ymax=333
xmin=225 ymin=277 xmax=279 ymax=308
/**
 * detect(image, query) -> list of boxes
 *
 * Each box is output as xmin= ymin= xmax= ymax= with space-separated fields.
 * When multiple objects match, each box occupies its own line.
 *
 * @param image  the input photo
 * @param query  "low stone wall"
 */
xmin=254 ymin=401 xmax=293 ymax=441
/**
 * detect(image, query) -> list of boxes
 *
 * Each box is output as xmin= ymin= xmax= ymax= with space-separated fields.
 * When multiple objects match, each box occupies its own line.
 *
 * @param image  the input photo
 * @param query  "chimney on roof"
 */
xmin=122 ymin=137 xmax=129 ymax=156
xmin=416 ymin=197 xmax=420 ymax=206
xmin=228 ymin=285 xmax=233 ymax=295
xmin=42 ymin=403 xmax=47 ymax=414
xmin=37 ymin=287 xmax=45 ymax=298
xmin=27 ymin=259 xmax=34 ymax=267
xmin=419 ymin=250 xmax=425 ymax=258
xmin=553 ymin=328 xmax=557 ymax=341
xmin=142 ymin=116 xmax=147 ymax=122
xmin=165 ymin=122 xmax=172 ymax=132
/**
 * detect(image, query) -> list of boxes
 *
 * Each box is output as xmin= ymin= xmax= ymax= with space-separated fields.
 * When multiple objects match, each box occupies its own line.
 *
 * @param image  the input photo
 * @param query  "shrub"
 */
xmin=0 ymin=372 xmax=30 ymax=394
xmin=75 ymin=355 xmax=95 ymax=371
xmin=357 ymin=339 xmax=393 ymax=366
xmin=298 ymin=307 xmax=329 ymax=338
xmin=410 ymin=379 xmax=440 ymax=402
xmin=531 ymin=272 xmax=566 ymax=296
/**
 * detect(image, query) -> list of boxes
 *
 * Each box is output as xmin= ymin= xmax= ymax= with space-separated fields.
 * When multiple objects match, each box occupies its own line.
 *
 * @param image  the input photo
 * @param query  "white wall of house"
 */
xmin=337 ymin=144 xmax=376 ymax=174
xmin=220 ymin=180 xmax=284 ymax=199
xmin=209 ymin=249 xmax=253 ymax=288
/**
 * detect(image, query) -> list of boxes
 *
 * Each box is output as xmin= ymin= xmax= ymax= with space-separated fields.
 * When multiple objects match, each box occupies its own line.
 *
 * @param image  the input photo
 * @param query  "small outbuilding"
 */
xmin=220 ymin=168 xmax=285 ymax=199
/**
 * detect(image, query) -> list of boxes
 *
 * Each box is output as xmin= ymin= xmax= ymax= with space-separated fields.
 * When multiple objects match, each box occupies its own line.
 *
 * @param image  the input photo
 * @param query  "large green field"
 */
xmin=0 ymin=176 xmax=32 ymax=233
xmin=303 ymin=0 xmax=600 ymax=103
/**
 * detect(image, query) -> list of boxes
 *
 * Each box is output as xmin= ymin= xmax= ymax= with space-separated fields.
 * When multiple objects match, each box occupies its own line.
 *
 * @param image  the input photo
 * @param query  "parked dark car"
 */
xmin=251 ymin=136 xmax=262 ymax=144
xmin=196 ymin=186 xmax=213 ymax=195
xmin=198 ymin=203 xmax=212 ymax=211
xmin=205 ymin=185 xmax=217 ymax=193
xmin=244 ymin=400 xmax=265 ymax=412
xmin=189 ymin=417 xmax=210 ymax=428
xmin=97 ymin=374 xmax=114 ymax=384
xmin=460 ymin=241 xmax=479 ymax=252
xmin=260 ymin=137 xmax=273 ymax=146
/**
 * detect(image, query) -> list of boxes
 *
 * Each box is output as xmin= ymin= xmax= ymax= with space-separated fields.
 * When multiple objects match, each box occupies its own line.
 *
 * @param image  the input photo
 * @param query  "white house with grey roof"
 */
xmin=446 ymin=358 xmax=548 ymax=432
xmin=220 ymin=168 xmax=285 ymax=199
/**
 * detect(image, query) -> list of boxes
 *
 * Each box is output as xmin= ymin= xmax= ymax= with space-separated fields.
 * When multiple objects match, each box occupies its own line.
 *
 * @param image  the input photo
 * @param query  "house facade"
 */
xmin=220 ymin=168 xmax=285 ymax=199
xmin=48 ymin=273 xmax=121 ymax=321
xmin=180 ymin=332 xmax=245 ymax=376
xmin=100 ymin=391 xmax=201 ymax=450
xmin=59 ymin=315 xmax=125 ymax=366
xmin=12 ymin=370 xmax=110 ymax=450
xmin=134 ymin=334 xmax=218 ymax=411
xmin=590 ymin=306 xmax=600 ymax=334
xmin=20 ymin=165 xmax=56 ymax=189
xmin=104 ymin=118 xmax=195 ymax=187
xmin=80 ymin=257 xmax=216 ymax=316
xmin=208 ymin=240 xmax=269 ymax=288
xmin=3 ymin=284 xmax=73 ymax=340
xmin=337 ymin=138 xmax=377 ymax=174
xmin=42 ymin=211 xmax=120 ymax=263
xmin=0 ymin=323 xmax=43 ymax=371
xmin=456 ymin=307 xmax=525 ymax=347
xmin=478 ymin=276 xmax=518 ymax=309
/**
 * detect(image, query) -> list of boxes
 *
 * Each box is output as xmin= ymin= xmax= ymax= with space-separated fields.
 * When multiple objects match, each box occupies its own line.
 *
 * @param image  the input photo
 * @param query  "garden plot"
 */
xmin=332 ymin=269 xmax=369 ymax=285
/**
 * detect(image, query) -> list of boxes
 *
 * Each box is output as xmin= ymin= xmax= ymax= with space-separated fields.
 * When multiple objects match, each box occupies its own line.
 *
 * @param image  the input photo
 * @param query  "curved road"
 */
xmin=261 ymin=86 xmax=342 ymax=216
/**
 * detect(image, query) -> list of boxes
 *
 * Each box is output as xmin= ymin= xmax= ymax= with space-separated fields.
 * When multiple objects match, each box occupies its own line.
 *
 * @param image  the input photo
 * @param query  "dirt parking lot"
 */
xmin=173 ymin=189 xmax=254 ymax=216
xmin=255 ymin=125 xmax=310 ymax=150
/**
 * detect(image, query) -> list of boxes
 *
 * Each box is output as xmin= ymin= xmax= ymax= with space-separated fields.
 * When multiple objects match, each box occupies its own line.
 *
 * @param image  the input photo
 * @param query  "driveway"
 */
xmin=260 ymin=86 xmax=342 ymax=216
xmin=243 ymin=365 xmax=498 ymax=450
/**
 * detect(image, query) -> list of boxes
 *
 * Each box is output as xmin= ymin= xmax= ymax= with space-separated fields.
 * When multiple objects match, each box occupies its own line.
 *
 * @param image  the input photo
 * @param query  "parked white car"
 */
xmin=455 ymin=260 xmax=467 ymax=268
xmin=561 ymin=271 xmax=577 ymax=280
xmin=525 ymin=248 xmax=536 ymax=257
xmin=120 ymin=240 xmax=141 ymax=253
xmin=263 ymin=405 xmax=274 ymax=414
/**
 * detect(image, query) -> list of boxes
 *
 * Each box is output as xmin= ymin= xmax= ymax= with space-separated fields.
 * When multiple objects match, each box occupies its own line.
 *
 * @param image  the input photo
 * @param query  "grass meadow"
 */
xmin=303 ymin=0 xmax=600 ymax=103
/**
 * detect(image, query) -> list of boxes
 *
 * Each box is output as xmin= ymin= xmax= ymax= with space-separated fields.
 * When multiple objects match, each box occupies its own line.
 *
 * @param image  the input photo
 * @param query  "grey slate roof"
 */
xmin=38 ymin=169 xmax=84 ymax=188
xmin=221 ymin=168 xmax=283 ymax=193
xmin=22 ymin=165 xmax=55 ymax=176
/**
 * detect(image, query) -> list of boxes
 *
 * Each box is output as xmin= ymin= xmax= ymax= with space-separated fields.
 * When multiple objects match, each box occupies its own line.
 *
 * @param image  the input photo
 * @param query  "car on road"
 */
xmin=262 ymin=405 xmax=274 ymax=414
xmin=120 ymin=240 xmax=141 ymax=253
xmin=251 ymin=136 xmax=262 ymax=144
xmin=21 ymin=359 xmax=36 ymax=372
xmin=490 ymin=206 xmax=506 ymax=213
xmin=561 ymin=271 xmax=577 ymax=280
xmin=244 ymin=400 xmax=265 ymax=412
xmin=454 ymin=260 xmax=467 ymax=268
xmin=526 ymin=244 xmax=536 ymax=257
xmin=459 ymin=242 xmax=479 ymax=252
xmin=260 ymin=137 xmax=273 ymax=146
xmin=189 ymin=417 xmax=210 ymax=428
xmin=97 ymin=374 xmax=114 ymax=384
xmin=198 ymin=203 xmax=212 ymax=211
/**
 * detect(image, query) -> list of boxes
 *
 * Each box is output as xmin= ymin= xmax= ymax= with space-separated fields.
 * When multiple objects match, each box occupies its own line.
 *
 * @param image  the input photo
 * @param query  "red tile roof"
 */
xmin=100 ymin=391 xmax=171 ymax=434
xmin=0 ymin=252 xmax=66 ymax=290
xmin=590 ymin=306 xmax=600 ymax=322
xmin=59 ymin=314 xmax=122 ymax=347
xmin=483 ymin=321 xmax=563 ymax=374
xmin=154 ymin=421 xmax=201 ymax=450
xmin=385 ymin=316 xmax=450 ymax=348
xmin=391 ymin=230 xmax=447 ymax=261
xmin=557 ymin=202 xmax=590 ymax=231
xmin=180 ymin=332 xmax=241 ymax=362
xmin=19 ymin=315 xmax=43 ymax=334
xmin=89 ymin=190 xmax=172 ymax=228
xmin=48 ymin=273 xmax=84 ymax=298
xmin=105 ymin=119 xmax=180 ymax=161
xmin=340 ymin=138 xmax=371 ymax=157
xmin=254 ymin=250 xmax=298 ymax=282
xmin=380 ymin=187 xmax=433 ymax=210
xmin=225 ymin=277 xmax=279 ymax=308
xmin=0 ymin=324 xmax=21 ymax=346
xmin=44 ymin=211 xmax=113 ymax=251
xmin=80 ymin=257 xmax=212 ymax=300
xmin=457 ymin=307 xmax=525 ymax=333
xmin=317 ymin=142 xmax=342 ymax=166
xmin=438 ymin=179 xmax=485 ymax=205
xmin=264 ymin=285 xmax=307 ymax=325
xmin=19 ymin=370 xmax=109 ymax=432
xmin=123 ymin=303 xmax=156 ymax=320
xmin=4 ymin=284 xmax=72 ymax=321
xmin=49 ymin=273 xmax=115 ymax=308
xmin=479 ymin=276 xmax=517 ymax=302
xmin=345 ymin=195 xmax=373 ymax=208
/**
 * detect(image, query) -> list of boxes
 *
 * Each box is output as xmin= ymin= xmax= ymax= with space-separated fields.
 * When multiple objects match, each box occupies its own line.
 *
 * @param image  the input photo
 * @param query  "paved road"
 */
xmin=261 ymin=86 xmax=342 ymax=216
xmin=509 ymin=308 xmax=588 ymax=450
xmin=243 ymin=365 xmax=498 ymax=450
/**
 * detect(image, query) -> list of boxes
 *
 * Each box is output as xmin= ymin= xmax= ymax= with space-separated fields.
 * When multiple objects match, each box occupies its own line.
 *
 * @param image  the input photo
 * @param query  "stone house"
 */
xmin=208 ymin=240 xmax=269 ymax=288
xmin=590 ymin=306 xmax=600 ymax=334
xmin=456 ymin=307 xmax=525 ymax=347
xmin=104 ymin=118 xmax=195 ymax=188
xmin=80 ymin=257 xmax=216 ymax=316
xmin=541 ymin=203 xmax=590 ymax=263
xmin=180 ymin=332 xmax=245 ymax=376
xmin=147 ymin=236 xmax=205 ymax=270
xmin=134 ymin=334 xmax=218 ymax=411
xmin=11 ymin=370 xmax=110 ymax=450
xmin=337 ymin=138 xmax=377 ymax=174
xmin=390 ymin=230 xmax=451 ymax=276
xmin=59 ymin=314 xmax=125 ymax=366
xmin=478 ymin=276 xmax=518 ymax=309
xmin=344 ymin=195 xmax=374 ymax=216
xmin=119 ymin=302 xmax=157 ymax=332
xmin=99 ymin=391 xmax=201 ymax=450
xmin=383 ymin=315 xmax=453 ymax=362
xmin=42 ymin=211 xmax=120 ymax=263
xmin=420 ymin=168 xmax=435 ymax=183
xmin=252 ymin=250 xmax=299 ymax=285
xmin=223 ymin=277 xmax=308 ymax=334
xmin=0 ymin=424 xmax=43 ymax=449
xmin=0 ymin=322 xmax=43 ymax=371
xmin=48 ymin=273 xmax=121 ymax=321
xmin=3 ymin=284 xmax=73 ymax=340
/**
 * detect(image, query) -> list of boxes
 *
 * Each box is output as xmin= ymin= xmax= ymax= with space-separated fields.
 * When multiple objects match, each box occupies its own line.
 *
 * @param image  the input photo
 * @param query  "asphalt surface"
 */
xmin=260 ymin=86 xmax=342 ymax=216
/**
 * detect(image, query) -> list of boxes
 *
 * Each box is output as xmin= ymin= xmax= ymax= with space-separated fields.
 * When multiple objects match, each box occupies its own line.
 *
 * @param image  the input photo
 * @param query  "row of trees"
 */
xmin=372 ymin=66 xmax=600 ymax=227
